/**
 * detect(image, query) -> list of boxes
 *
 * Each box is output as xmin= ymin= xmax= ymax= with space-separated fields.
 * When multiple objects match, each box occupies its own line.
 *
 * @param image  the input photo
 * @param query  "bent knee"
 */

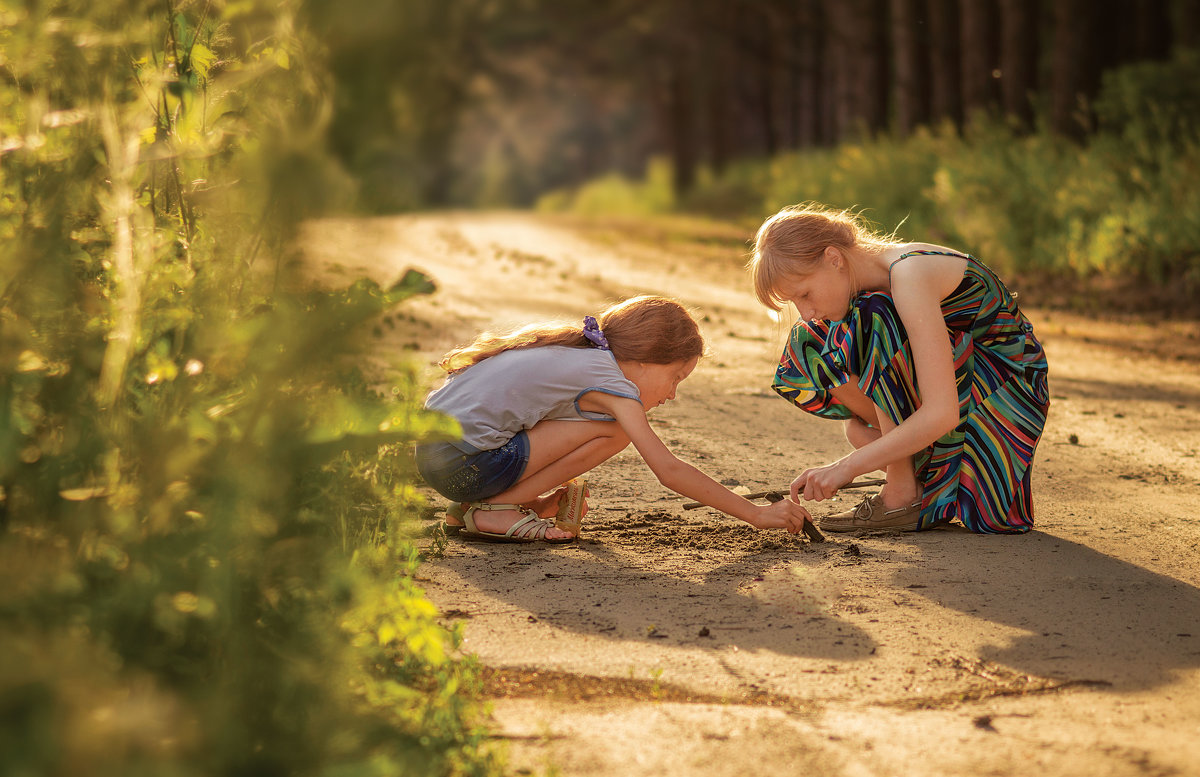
xmin=599 ymin=429 xmax=631 ymax=455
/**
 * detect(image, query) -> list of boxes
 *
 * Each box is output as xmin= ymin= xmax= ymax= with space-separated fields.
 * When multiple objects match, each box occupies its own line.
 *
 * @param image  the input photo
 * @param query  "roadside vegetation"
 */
xmin=0 ymin=3 xmax=500 ymax=775
xmin=539 ymin=50 xmax=1200 ymax=313
xmin=3 ymin=1 xmax=1197 ymax=775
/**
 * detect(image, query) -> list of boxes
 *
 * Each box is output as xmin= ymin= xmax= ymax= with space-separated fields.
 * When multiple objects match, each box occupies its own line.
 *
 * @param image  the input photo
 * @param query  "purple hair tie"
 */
xmin=582 ymin=315 xmax=610 ymax=350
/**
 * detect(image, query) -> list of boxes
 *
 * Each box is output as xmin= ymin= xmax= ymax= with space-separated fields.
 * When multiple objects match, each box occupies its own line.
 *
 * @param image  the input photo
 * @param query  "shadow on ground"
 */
xmin=428 ymin=515 xmax=1200 ymax=693
xmin=895 ymin=530 xmax=1200 ymax=689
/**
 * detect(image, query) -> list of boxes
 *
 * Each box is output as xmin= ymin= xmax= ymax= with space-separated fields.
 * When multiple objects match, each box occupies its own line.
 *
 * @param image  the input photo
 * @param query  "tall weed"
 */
xmin=1 ymin=3 xmax=499 ymax=776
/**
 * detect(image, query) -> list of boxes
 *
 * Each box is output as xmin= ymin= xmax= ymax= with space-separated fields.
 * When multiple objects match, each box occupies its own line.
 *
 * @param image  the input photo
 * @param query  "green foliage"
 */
xmin=1 ymin=2 xmax=499 ymax=776
xmin=536 ymin=157 xmax=676 ymax=217
xmin=541 ymin=53 xmax=1200 ymax=296
xmin=309 ymin=0 xmax=508 ymax=212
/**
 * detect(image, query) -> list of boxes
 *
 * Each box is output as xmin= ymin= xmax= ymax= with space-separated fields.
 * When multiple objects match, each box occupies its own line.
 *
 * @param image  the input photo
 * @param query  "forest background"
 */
xmin=1 ymin=1 xmax=1198 ymax=776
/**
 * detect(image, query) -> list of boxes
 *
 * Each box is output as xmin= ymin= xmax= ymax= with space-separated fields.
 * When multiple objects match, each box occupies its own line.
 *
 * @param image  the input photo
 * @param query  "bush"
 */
xmin=556 ymin=52 xmax=1200 ymax=300
xmin=0 ymin=3 xmax=500 ymax=776
xmin=536 ymin=157 xmax=676 ymax=216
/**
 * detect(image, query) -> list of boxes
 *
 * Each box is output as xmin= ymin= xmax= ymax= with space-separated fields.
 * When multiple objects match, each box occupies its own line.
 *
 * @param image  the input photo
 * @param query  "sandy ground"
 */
xmin=303 ymin=212 xmax=1200 ymax=777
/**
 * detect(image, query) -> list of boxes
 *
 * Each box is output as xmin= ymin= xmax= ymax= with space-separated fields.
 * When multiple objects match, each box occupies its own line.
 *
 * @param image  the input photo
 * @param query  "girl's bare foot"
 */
xmin=525 ymin=488 xmax=568 ymax=519
xmin=523 ymin=485 xmax=591 ymax=521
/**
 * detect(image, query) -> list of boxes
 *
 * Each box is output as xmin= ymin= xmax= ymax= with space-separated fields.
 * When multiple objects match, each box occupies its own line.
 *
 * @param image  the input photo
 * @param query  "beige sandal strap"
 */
xmin=462 ymin=503 xmax=553 ymax=539
xmin=505 ymin=512 xmax=553 ymax=540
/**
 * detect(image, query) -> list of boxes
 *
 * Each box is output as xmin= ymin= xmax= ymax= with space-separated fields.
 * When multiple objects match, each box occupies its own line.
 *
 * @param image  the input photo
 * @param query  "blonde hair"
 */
xmin=438 ymin=295 xmax=705 ymax=372
xmin=749 ymin=202 xmax=901 ymax=311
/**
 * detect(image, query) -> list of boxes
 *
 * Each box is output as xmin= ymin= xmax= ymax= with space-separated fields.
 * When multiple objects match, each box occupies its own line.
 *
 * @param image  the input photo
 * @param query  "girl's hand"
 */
xmin=791 ymin=459 xmax=854 ymax=503
xmin=746 ymin=497 xmax=812 ymax=533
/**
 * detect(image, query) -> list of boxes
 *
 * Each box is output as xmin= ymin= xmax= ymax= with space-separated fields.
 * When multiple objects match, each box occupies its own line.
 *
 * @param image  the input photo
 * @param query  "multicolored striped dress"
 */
xmin=772 ymin=250 xmax=1050 ymax=534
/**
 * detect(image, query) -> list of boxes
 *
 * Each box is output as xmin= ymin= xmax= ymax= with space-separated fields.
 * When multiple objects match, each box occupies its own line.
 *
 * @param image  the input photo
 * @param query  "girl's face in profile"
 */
xmin=629 ymin=357 xmax=699 ymax=409
xmin=774 ymin=250 xmax=854 ymax=322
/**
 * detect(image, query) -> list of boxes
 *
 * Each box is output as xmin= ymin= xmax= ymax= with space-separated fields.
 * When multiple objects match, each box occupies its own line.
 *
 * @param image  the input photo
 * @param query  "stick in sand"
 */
xmin=680 ymin=478 xmax=889 ymax=544
xmin=679 ymin=478 xmax=887 ymax=511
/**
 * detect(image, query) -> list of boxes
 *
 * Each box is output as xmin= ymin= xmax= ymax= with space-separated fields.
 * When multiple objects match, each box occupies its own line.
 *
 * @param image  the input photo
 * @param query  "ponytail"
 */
xmin=438 ymin=295 xmax=704 ymax=372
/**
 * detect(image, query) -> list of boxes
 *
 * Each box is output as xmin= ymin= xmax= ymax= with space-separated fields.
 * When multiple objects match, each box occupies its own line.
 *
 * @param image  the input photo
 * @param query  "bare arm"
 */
xmin=850 ymin=255 xmax=962 ymax=467
xmin=588 ymin=393 xmax=811 ymax=532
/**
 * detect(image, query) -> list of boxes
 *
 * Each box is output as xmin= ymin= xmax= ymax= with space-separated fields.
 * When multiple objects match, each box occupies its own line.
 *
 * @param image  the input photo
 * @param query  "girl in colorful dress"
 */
xmin=749 ymin=203 xmax=1050 ymax=534
xmin=416 ymin=295 xmax=811 ymax=543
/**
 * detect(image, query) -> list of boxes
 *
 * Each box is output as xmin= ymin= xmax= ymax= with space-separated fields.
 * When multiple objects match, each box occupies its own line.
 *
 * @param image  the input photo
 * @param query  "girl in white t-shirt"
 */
xmin=416 ymin=295 xmax=811 ymax=543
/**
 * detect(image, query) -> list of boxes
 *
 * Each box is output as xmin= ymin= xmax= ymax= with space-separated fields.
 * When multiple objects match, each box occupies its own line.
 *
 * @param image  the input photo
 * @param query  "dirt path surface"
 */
xmin=304 ymin=212 xmax=1200 ymax=777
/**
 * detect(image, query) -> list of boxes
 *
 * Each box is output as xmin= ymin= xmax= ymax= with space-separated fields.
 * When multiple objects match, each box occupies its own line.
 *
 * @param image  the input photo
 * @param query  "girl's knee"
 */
xmin=844 ymin=415 xmax=879 ymax=449
xmin=600 ymin=430 xmax=631 ymax=456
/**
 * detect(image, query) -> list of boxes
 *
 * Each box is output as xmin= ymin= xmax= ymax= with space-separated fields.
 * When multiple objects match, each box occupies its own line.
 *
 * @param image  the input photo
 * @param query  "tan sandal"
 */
xmin=460 ymin=502 xmax=574 ymax=544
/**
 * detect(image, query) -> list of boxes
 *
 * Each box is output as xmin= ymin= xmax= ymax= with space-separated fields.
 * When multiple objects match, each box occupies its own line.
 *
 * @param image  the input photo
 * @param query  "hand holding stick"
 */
xmin=680 ymin=478 xmax=888 ymax=544
xmin=680 ymin=478 xmax=886 ymax=510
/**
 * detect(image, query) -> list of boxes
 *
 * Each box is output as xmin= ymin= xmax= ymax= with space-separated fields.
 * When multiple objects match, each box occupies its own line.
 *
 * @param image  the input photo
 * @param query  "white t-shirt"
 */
xmin=425 ymin=346 xmax=641 ymax=451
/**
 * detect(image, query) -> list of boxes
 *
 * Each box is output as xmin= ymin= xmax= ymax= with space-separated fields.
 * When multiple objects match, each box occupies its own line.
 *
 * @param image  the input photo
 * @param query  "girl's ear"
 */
xmin=824 ymin=245 xmax=842 ymax=267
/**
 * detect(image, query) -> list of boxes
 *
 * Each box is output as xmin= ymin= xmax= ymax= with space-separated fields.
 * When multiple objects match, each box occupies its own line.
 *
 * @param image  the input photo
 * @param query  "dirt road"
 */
xmin=305 ymin=212 xmax=1200 ymax=777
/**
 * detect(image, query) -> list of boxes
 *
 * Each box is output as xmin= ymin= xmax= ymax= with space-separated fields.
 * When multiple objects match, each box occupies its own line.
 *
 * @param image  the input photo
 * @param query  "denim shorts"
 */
xmin=414 ymin=432 xmax=530 ymax=503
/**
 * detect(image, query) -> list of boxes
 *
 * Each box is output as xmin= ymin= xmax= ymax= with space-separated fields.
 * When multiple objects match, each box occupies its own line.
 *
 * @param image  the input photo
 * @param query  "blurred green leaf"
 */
xmin=0 ymin=2 xmax=501 ymax=775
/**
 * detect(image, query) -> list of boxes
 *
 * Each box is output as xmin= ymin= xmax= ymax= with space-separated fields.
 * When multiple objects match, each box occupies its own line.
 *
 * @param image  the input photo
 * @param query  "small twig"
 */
xmin=800 ymin=520 xmax=826 ymax=543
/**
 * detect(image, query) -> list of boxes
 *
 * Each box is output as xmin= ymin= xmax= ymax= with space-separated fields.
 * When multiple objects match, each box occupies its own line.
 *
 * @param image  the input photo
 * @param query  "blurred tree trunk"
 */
xmin=1130 ymin=0 xmax=1171 ymax=60
xmin=998 ymin=0 xmax=1038 ymax=127
xmin=960 ymin=0 xmax=1000 ymax=120
xmin=666 ymin=59 xmax=698 ymax=195
xmin=826 ymin=0 xmax=888 ymax=140
xmin=1174 ymin=0 xmax=1200 ymax=50
xmin=757 ymin=6 xmax=781 ymax=155
xmin=648 ymin=13 xmax=701 ymax=197
xmin=700 ymin=1 xmax=735 ymax=174
xmin=795 ymin=0 xmax=827 ymax=146
xmin=927 ymin=0 xmax=963 ymax=127
xmin=890 ymin=0 xmax=929 ymax=136
xmin=777 ymin=0 xmax=804 ymax=150
xmin=1050 ymin=0 xmax=1096 ymax=137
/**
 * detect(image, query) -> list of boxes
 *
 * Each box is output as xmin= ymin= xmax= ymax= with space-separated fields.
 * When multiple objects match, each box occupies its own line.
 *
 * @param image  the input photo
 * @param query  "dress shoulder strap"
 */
xmin=888 ymin=249 xmax=972 ymax=276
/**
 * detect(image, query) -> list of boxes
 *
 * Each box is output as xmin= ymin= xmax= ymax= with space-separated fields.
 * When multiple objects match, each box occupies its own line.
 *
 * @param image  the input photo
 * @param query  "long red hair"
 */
xmin=438 ymin=295 xmax=705 ymax=373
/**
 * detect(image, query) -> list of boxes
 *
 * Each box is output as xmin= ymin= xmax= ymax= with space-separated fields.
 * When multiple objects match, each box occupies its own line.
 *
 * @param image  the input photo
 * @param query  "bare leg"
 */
xmin=829 ymin=378 xmax=920 ymax=510
xmin=844 ymin=415 xmax=880 ymax=449
xmin=454 ymin=419 xmax=630 ymax=539
xmin=871 ymin=412 xmax=920 ymax=509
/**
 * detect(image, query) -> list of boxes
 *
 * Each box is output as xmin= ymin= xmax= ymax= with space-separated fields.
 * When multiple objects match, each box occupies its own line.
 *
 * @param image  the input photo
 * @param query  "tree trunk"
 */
xmin=700 ymin=2 xmax=735 ymax=173
xmin=998 ymin=0 xmax=1038 ymax=128
xmin=960 ymin=0 xmax=1001 ymax=120
xmin=759 ymin=7 xmax=781 ymax=156
xmin=779 ymin=1 xmax=804 ymax=149
xmin=667 ymin=62 xmax=697 ymax=195
xmin=926 ymin=0 xmax=963 ymax=127
xmin=793 ymin=0 xmax=823 ymax=146
xmin=869 ymin=0 xmax=892 ymax=133
xmin=827 ymin=0 xmax=888 ymax=141
xmin=890 ymin=0 xmax=928 ymax=136
xmin=1131 ymin=0 xmax=1171 ymax=61
xmin=1050 ymin=0 xmax=1095 ymax=137
xmin=1174 ymin=0 xmax=1200 ymax=50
